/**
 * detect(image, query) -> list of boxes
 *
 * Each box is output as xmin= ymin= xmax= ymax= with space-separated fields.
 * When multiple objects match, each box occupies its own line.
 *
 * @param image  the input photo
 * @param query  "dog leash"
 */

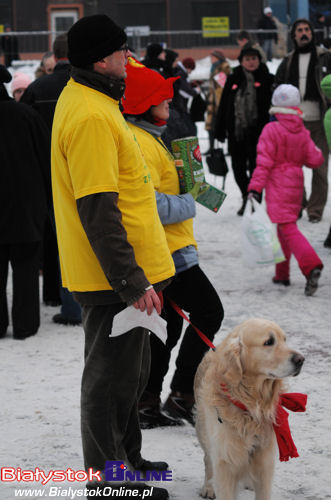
xmin=220 ymin=383 xmax=307 ymax=462
xmin=167 ymin=298 xmax=216 ymax=351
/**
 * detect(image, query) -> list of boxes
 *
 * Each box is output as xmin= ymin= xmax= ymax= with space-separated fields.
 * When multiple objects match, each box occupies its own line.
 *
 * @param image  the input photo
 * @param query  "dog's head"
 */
xmin=216 ymin=318 xmax=304 ymax=385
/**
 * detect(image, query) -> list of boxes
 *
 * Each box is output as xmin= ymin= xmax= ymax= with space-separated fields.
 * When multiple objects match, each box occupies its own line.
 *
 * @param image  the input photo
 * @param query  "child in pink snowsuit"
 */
xmin=248 ymin=84 xmax=324 ymax=296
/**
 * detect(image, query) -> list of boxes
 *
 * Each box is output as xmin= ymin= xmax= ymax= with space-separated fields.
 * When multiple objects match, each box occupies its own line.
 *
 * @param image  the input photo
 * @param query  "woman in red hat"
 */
xmin=122 ymin=57 xmax=224 ymax=429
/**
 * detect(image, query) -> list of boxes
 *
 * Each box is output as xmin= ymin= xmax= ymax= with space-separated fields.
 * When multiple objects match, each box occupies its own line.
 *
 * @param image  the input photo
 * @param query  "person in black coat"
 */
xmin=160 ymin=50 xmax=197 ymax=149
xmin=162 ymin=48 xmax=179 ymax=78
xmin=0 ymin=65 xmax=50 ymax=339
xmin=141 ymin=43 xmax=165 ymax=74
xmin=214 ymin=45 xmax=274 ymax=214
xmin=314 ymin=13 xmax=331 ymax=46
xmin=174 ymin=57 xmax=198 ymax=113
xmin=21 ymin=34 xmax=70 ymax=309
xmin=257 ymin=7 xmax=278 ymax=61
xmin=1 ymin=25 xmax=19 ymax=67
xmin=21 ymin=34 xmax=71 ymax=130
xmin=21 ymin=33 xmax=81 ymax=326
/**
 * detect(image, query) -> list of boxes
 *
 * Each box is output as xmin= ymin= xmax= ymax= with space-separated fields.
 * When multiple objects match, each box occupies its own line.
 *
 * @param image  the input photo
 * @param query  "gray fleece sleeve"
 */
xmin=76 ymin=192 xmax=150 ymax=305
xmin=155 ymin=191 xmax=196 ymax=225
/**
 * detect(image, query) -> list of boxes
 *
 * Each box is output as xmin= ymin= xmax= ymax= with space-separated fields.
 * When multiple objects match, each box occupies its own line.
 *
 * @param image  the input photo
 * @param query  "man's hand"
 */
xmin=133 ymin=287 xmax=161 ymax=316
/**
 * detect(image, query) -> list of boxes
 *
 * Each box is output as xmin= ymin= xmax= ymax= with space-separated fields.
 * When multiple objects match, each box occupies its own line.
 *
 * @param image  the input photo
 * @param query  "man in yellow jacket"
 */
xmin=51 ymin=15 xmax=174 ymax=500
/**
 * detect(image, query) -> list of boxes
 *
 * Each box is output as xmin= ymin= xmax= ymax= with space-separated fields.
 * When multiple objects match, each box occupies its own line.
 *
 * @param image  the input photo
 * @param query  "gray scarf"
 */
xmin=125 ymin=116 xmax=167 ymax=137
xmin=234 ymin=69 xmax=258 ymax=141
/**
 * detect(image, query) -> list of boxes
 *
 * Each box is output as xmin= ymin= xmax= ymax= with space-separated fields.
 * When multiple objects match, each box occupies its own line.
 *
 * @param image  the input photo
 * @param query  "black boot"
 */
xmin=304 ymin=267 xmax=322 ymax=297
xmin=163 ymin=391 xmax=195 ymax=426
xmin=237 ymin=196 xmax=247 ymax=216
xmin=137 ymin=459 xmax=168 ymax=472
xmin=272 ymin=277 xmax=291 ymax=287
xmin=324 ymin=226 xmax=331 ymax=248
xmin=138 ymin=391 xmax=184 ymax=429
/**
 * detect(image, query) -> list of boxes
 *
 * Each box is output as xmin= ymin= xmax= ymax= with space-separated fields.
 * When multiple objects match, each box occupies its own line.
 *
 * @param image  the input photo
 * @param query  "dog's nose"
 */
xmin=292 ymin=353 xmax=305 ymax=367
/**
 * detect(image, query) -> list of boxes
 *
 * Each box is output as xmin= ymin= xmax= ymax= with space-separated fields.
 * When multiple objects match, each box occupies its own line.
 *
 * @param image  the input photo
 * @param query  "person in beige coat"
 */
xmin=204 ymin=50 xmax=231 ymax=154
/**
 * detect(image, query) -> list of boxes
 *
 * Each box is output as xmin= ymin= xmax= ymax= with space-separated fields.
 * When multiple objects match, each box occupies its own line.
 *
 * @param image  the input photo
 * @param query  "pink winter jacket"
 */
xmin=248 ymin=107 xmax=324 ymax=223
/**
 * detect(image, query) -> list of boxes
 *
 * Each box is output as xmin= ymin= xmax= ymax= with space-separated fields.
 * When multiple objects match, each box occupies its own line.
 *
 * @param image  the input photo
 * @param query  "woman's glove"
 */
xmin=189 ymin=181 xmax=209 ymax=200
xmin=247 ymin=190 xmax=262 ymax=203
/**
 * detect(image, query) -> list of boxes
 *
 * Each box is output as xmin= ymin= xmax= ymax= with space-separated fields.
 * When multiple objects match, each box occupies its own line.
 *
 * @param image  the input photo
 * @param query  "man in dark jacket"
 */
xmin=275 ymin=18 xmax=331 ymax=222
xmin=22 ymin=34 xmax=71 ymax=130
xmin=174 ymin=57 xmax=198 ymax=113
xmin=0 ymin=65 xmax=50 ymax=339
xmin=1 ymin=25 xmax=19 ymax=67
xmin=314 ymin=12 xmax=331 ymax=46
xmin=257 ymin=7 xmax=278 ymax=61
xmin=21 ymin=33 xmax=81 ymax=325
xmin=161 ymin=51 xmax=197 ymax=149
xmin=141 ymin=42 xmax=165 ymax=73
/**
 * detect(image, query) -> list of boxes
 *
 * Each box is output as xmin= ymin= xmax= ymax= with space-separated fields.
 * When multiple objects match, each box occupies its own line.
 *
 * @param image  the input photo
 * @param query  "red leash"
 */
xmin=220 ymin=383 xmax=307 ymax=462
xmin=167 ymin=298 xmax=216 ymax=351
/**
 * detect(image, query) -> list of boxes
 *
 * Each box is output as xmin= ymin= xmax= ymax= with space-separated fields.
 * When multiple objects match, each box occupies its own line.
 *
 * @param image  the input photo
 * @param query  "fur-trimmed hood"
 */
xmin=269 ymin=105 xmax=305 ymax=133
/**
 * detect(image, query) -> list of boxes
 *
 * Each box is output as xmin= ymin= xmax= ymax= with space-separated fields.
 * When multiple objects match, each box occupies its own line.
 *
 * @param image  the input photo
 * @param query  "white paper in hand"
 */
xmin=111 ymin=306 xmax=168 ymax=344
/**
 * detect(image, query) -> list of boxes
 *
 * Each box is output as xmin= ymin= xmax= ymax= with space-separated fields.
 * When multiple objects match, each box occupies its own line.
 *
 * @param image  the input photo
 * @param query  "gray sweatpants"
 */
xmin=81 ymin=303 xmax=150 ymax=473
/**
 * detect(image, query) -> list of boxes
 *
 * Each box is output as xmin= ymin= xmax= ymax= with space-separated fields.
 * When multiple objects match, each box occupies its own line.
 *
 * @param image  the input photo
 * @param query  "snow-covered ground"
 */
xmin=1 ymin=59 xmax=331 ymax=500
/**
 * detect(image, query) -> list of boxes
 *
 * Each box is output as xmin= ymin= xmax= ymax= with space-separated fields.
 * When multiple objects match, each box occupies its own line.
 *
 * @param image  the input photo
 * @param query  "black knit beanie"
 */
xmin=67 ymin=14 xmax=127 ymax=68
xmin=146 ymin=43 xmax=163 ymax=58
xmin=0 ymin=64 xmax=12 ymax=83
xmin=165 ymin=49 xmax=179 ymax=64
xmin=238 ymin=45 xmax=262 ymax=62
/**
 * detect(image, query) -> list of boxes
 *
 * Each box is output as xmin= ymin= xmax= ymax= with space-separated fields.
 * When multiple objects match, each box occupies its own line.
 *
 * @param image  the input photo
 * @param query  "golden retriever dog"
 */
xmin=194 ymin=318 xmax=305 ymax=500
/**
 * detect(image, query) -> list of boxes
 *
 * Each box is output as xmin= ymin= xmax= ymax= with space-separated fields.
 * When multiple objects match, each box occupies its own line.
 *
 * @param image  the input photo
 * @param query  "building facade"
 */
xmin=0 ymin=0 xmax=264 ymax=33
xmin=0 ymin=0 xmax=325 ymax=62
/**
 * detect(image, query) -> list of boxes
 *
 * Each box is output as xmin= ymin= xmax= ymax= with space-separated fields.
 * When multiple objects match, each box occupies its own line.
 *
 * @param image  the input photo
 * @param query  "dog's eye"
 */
xmin=264 ymin=337 xmax=274 ymax=346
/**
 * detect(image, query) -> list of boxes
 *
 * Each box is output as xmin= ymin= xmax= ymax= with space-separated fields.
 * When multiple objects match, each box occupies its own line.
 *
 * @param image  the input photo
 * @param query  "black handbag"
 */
xmin=190 ymin=93 xmax=207 ymax=122
xmin=206 ymin=148 xmax=228 ymax=175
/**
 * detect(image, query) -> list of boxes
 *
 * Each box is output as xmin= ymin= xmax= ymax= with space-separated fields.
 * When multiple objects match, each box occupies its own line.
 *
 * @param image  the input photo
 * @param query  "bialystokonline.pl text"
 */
xmin=2 ymin=467 xmax=159 ymax=498
xmin=1 ymin=467 xmax=102 ymax=485
xmin=13 ymin=486 xmax=154 ymax=497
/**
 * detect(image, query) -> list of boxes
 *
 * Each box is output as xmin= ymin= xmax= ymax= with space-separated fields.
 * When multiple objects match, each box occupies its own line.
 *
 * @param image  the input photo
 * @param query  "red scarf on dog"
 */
xmin=220 ymin=384 xmax=307 ymax=462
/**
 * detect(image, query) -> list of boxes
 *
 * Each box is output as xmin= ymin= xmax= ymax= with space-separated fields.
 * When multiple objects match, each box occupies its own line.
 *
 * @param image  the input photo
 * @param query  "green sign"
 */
xmin=202 ymin=17 xmax=229 ymax=38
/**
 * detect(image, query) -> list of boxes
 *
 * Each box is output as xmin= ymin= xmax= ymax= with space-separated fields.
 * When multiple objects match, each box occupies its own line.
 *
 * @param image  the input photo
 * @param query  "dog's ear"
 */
xmin=220 ymin=337 xmax=243 ymax=386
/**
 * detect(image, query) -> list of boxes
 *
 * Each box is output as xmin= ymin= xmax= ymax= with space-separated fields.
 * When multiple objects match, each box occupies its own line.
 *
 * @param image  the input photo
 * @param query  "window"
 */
xmin=51 ymin=10 xmax=79 ymax=34
xmin=48 ymin=4 xmax=83 ymax=44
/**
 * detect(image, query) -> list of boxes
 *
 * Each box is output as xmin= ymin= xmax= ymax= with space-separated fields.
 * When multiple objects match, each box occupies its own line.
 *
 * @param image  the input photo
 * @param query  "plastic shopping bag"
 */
xmin=241 ymin=198 xmax=285 ymax=267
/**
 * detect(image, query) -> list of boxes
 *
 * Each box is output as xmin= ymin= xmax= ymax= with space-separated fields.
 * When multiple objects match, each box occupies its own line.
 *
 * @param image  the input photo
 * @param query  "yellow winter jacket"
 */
xmin=51 ymin=78 xmax=174 ymax=291
xmin=129 ymin=123 xmax=197 ymax=254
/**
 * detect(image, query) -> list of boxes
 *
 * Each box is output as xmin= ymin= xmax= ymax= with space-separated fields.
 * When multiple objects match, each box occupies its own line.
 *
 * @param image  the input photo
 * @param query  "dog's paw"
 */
xmin=242 ymin=476 xmax=254 ymax=491
xmin=200 ymin=484 xmax=215 ymax=499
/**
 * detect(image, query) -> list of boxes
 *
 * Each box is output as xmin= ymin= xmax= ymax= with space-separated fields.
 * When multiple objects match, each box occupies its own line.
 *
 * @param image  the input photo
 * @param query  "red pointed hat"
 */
xmin=123 ymin=57 xmax=180 ymax=115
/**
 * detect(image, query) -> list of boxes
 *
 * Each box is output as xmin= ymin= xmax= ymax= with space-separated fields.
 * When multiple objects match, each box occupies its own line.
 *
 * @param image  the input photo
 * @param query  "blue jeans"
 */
xmin=262 ymin=39 xmax=273 ymax=61
xmin=60 ymin=286 xmax=81 ymax=321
